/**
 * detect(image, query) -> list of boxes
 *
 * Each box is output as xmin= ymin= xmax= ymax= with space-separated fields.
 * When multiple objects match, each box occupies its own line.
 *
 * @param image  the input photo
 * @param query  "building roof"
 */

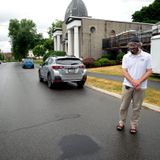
xmin=64 ymin=0 xmax=88 ymax=22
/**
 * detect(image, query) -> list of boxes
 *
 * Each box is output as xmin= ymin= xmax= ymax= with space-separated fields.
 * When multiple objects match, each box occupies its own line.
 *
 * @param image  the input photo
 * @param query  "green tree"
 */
xmin=43 ymin=38 xmax=54 ymax=50
xmin=34 ymin=33 xmax=44 ymax=46
xmin=0 ymin=53 xmax=5 ymax=60
xmin=32 ymin=38 xmax=53 ymax=57
xmin=32 ymin=44 xmax=46 ymax=57
xmin=132 ymin=0 xmax=160 ymax=23
xmin=48 ymin=19 xmax=63 ymax=38
xmin=8 ymin=19 xmax=40 ymax=60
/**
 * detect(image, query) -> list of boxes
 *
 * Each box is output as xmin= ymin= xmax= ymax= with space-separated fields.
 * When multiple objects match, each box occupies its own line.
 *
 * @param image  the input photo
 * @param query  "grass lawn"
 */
xmin=87 ymin=65 xmax=160 ymax=107
xmin=87 ymin=65 xmax=160 ymax=82
xmin=34 ymin=59 xmax=43 ymax=64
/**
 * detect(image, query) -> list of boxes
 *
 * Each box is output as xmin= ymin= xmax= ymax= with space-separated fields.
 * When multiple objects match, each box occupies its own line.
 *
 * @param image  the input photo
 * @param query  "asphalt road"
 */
xmin=0 ymin=62 xmax=160 ymax=160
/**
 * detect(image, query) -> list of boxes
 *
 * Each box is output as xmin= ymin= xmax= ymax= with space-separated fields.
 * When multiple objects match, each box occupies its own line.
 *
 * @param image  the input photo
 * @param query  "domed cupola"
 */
xmin=64 ymin=0 xmax=88 ymax=22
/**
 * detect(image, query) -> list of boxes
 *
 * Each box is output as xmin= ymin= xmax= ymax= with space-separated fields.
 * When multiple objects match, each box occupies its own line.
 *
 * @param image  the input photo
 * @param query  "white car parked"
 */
xmin=38 ymin=56 xmax=87 ymax=88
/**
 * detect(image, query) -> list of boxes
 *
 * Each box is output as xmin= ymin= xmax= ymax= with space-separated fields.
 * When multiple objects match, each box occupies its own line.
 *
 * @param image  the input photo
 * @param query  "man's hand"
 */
xmin=131 ymin=79 xmax=141 ymax=89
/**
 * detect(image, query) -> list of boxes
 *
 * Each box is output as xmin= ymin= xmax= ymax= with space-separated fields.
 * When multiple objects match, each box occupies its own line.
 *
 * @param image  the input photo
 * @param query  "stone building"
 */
xmin=53 ymin=0 xmax=153 ymax=59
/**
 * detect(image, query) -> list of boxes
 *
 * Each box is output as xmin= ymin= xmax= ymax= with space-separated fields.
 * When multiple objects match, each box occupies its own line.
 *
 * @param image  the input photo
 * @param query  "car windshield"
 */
xmin=56 ymin=58 xmax=82 ymax=65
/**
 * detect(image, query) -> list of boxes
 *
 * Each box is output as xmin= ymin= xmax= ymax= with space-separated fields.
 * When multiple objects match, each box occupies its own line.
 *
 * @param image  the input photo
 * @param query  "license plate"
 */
xmin=68 ymin=68 xmax=75 ymax=73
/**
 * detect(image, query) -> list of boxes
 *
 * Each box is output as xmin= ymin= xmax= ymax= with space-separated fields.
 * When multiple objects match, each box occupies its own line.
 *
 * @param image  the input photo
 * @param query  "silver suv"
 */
xmin=38 ymin=56 xmax=87 ymax=88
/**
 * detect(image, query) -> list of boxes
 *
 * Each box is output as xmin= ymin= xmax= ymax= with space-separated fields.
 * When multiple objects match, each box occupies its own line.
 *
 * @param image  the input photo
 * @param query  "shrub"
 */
xmin=110 ymin=60 xmax=117 ymax=65
xmin=94 ymin=61 xmax=101 ymax=67
xmin=98 ymin=57 xmax=111 ymax=66
xmin=83 ymin=57 xmax=95 ymax=68
xmin=101 ymin=53 xmax=111 ymax=59
xmin=0 ymin=53 xmax=4 ymax=60
xmin=117 ymin=52 xmax=125 ymax=61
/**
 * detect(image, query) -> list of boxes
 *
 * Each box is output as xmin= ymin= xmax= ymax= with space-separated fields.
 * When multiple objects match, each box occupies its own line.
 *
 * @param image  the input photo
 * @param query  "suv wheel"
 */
xmin=39 ymin=71 xmax=43 ymax=82
xmin=77 ymin=80 xmax=85 ymax=88
xmin=47 ymin=74 xmax=53 ymax=88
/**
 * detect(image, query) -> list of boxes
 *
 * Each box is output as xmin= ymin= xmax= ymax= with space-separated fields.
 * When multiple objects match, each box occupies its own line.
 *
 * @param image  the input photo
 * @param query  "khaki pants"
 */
xmin=119 ymin=85 xmax=145 ymax=128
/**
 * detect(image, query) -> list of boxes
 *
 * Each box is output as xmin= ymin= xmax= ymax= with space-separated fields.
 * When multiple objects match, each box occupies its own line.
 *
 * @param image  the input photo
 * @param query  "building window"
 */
xmin=90 ymin=26 xmax=96 ymax=33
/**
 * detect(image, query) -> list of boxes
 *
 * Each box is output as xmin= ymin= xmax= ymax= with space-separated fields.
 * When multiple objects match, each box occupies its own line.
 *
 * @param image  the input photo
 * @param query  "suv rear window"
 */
xmin=56 ymin=58 xmax=82 ymax=65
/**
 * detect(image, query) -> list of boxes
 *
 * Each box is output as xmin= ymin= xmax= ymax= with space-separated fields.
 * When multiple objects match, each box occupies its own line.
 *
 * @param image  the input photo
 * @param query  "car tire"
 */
xmin=39 ymin=71 xmax=43 ymax=82
xmin=47 ymin=74 xmax=53 ymax=89
xmin=77 ymin=80 xmax=85 ymax=88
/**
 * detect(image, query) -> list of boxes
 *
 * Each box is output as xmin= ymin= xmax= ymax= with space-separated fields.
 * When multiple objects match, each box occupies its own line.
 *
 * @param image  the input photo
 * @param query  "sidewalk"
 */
xmin=86 ymin=72 xmax=160 ymax=112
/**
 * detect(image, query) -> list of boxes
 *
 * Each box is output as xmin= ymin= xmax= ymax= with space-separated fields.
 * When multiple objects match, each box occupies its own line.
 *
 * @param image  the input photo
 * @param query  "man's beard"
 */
xmin=130 ymin=49 xmax=139 ymax=55
xmin=131 ymin=51 xmax=137 ymax=55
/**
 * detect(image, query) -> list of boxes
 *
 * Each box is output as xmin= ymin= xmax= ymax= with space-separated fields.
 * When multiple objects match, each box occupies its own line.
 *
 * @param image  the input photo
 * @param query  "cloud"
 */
xmin=0 ymin=25 xmax=9 ymax=40
xmin=0 ymin=41 xmax=11 ymax=53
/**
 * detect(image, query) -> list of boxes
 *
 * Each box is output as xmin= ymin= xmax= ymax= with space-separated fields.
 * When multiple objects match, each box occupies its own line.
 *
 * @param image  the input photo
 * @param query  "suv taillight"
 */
xmin=52 ymin=66 xmax=64 ymax=69
xmin=79 ymin=64 xmax=85 ymax=69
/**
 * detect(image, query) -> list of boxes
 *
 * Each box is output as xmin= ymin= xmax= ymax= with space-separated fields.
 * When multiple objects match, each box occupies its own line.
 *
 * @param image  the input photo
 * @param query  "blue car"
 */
xmin=22 ymin=59 xmax=34 ymax=69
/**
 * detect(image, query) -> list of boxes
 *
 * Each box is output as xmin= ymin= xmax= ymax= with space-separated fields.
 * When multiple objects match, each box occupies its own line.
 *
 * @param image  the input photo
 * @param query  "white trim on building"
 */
xmin=66 ymin=20 xmax=81 ymax=58
xmin=53 ymin=30 xmax=63 ymax=51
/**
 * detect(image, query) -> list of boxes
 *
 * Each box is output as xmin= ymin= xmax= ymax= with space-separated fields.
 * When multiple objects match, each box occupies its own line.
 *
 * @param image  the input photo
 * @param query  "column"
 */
xmin=74 ymin=26 xmax=79 ymax=58
xmin=68 ymin=29 xmax=72 ymax=55
xmin=57 ymin=35 xmax=61 ymax=51
xmin=54 ymin=37 xmax=57 ymax=51
xmin=65 ymin=41 xmax=68 ymax=53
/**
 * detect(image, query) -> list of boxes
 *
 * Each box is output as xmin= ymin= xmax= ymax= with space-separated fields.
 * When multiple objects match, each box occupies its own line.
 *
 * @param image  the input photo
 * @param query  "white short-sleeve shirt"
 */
xmin=122 ymin=50 xmax=152 ymax=89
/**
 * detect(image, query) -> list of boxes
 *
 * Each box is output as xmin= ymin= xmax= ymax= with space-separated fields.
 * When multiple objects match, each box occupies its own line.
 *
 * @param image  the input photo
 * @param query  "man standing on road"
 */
xmin=116 ymin=37 xmax=152 ymax=134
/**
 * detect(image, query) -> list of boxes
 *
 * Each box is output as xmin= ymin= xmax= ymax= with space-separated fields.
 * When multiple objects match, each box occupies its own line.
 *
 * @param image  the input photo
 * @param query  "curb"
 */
xmin=86 ymin=84 xmax=160 ymax=113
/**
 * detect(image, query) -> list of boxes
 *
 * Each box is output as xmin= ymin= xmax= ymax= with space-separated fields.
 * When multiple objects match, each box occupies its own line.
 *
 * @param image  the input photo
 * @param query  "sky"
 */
xmin=0 ymin=0 xmax=155 ymax=52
